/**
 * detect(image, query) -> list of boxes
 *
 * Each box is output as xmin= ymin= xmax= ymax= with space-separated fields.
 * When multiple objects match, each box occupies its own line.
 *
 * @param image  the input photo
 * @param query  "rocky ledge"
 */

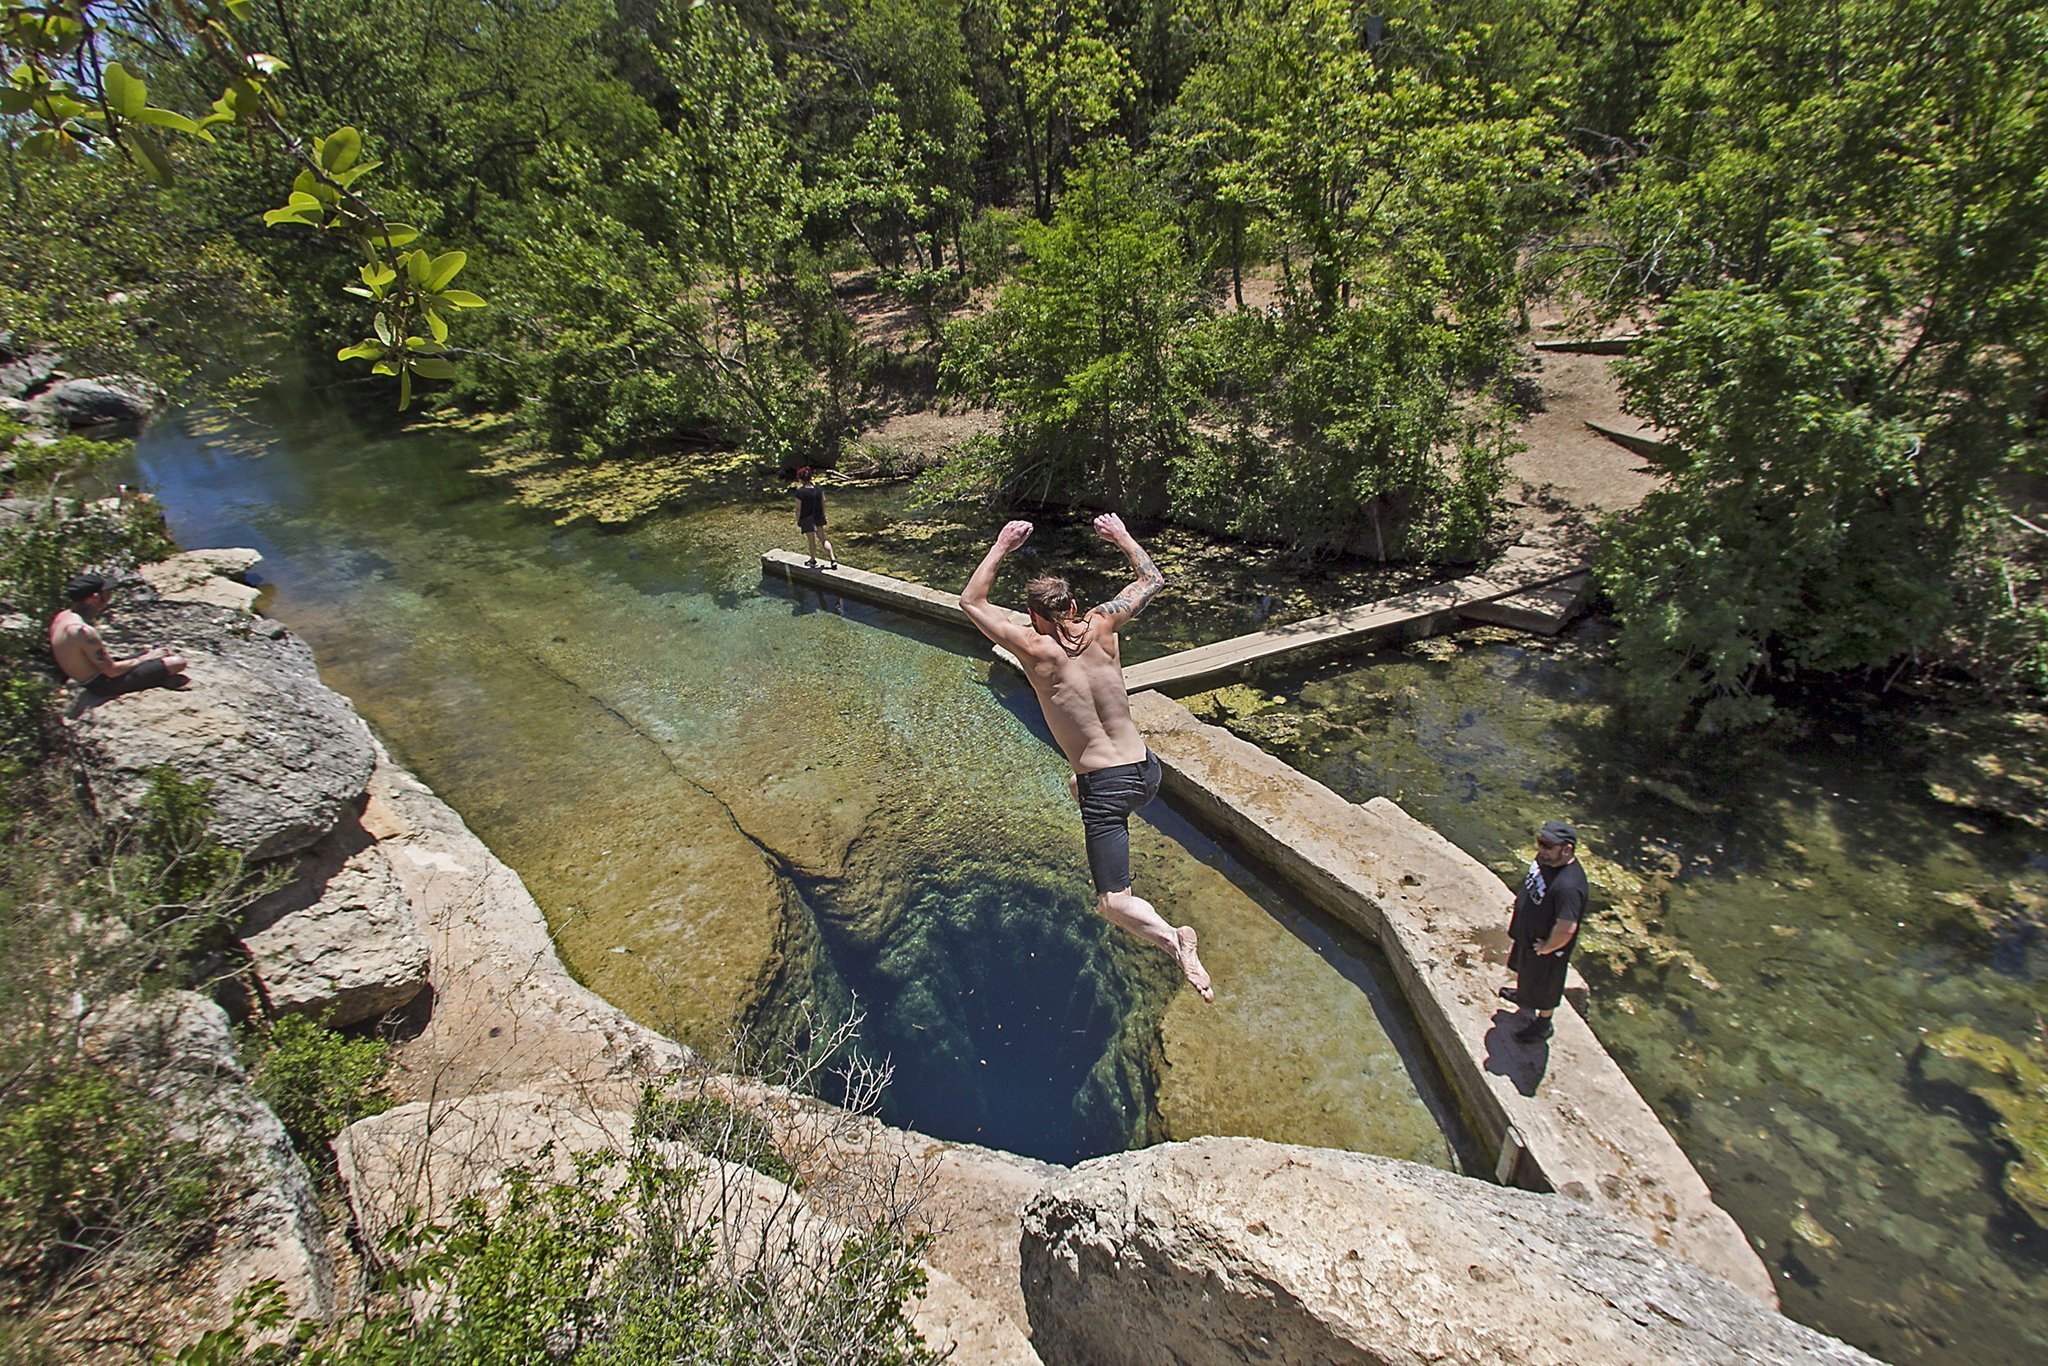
xmin=59 ymin=548 xmax=1880 ymax=1364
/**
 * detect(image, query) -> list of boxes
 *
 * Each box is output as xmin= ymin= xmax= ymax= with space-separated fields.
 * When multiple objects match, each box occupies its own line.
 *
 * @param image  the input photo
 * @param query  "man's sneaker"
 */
xmin=1498 ymin=986 xmax=1523 ymax=1005
xmin=1514 ymin=1015 xmax=1554 ymax=1044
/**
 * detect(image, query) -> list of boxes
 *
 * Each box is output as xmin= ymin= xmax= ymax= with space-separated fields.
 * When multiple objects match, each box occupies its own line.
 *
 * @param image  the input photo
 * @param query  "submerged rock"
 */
xmin=1921 ymin=1027 xmax=2048 ymax=1230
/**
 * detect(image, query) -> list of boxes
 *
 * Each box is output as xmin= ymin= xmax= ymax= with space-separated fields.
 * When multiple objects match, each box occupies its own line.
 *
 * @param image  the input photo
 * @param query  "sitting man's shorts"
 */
xmin=82 ymin=659 xmax=176 ymax=698
xmin=1075 ymin=751 xmax=1162 ymax=895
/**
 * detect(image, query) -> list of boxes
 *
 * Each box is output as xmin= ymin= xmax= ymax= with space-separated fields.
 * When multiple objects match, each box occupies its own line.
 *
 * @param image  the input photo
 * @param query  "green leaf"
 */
xmin=409 ymin=358 xmax=457 ymax=380
xmin=246 ymin=53 xmax=289 ymax=77
xmin=423 ymin=251 xmax=467 ymax=291
xmin=373 ymin=312 xmax=393 ymax=345
xmin=136 ymin=106 xmax=211 ymax=139
xmin=0 ymin=89 xmax=35 ymax=116
xmin=370 ymin=359 xmax=399 ymax=376
xmin=398 ymin=368 xmax=413 ymax=410
xmin=263 ymin=205 xmax=317 ymax=227
xmin=404 ymin=250 xmax=432 ymax=288
xmin=438 ymin=289 xmax=485 ymax=309
xmin=372 ymin=224 xmax=419 ymax=249
xmin=224 ymin=0 xmax=254 ymax=17
xmin=361 ymin=263 xmax=397 ymax=289
xmin=424 ymin=309 xmax=448 ymax=344
xmin=316 ymin=126 xmax=361 ymax=174
xmin=329 ymin=159 xmax=381 ymax=189
xmin=130 ymin=128 xmax=174 ymax=186
xmin=337 ymin=340 xmax=385 ymax=362
xmin=102 ymin=62 xmax=146 ymax=119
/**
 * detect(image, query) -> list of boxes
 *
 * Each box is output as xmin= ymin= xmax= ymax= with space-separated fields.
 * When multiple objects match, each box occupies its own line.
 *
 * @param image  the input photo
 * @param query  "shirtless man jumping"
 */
xmin=49 ymin=572 xmax=188 ymax=698
xmin=961 ymin=514 xmax=1212 ymax=1002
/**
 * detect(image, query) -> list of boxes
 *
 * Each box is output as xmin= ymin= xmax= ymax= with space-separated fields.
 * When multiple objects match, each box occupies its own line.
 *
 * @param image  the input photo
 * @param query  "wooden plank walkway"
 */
xmin=1121 ymin=549 xmax=1585 ymax=693
xmin=764 ymin=547 xmax=1590 ymax=681
xmin=1459 ymin=571 xmax=1591 ymax=636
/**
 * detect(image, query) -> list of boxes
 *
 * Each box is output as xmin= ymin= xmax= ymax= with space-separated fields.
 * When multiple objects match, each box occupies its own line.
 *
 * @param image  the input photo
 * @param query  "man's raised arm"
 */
xmin=960 ymin=519 xmax=1036 ymax=647
xmin=1090 ymin=513 xmax=1166 ymax=627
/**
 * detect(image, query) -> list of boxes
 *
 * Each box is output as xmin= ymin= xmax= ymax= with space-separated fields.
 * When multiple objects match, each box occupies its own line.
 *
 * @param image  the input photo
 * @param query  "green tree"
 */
xmin=1 ymin=0 xmax=492 ymax=405
xmin=968 ymin=0 xmax=1138 ymax=219
xmin=1600 ymin=227 xmax=1978 ymax=730
xmin=1143 ymin=6 xmax=1567 ymax=558
xmin=935 ymin=147 xmax=1206 ymax=510
xmin=1590 ymin=0 xmax=2048 ymax=719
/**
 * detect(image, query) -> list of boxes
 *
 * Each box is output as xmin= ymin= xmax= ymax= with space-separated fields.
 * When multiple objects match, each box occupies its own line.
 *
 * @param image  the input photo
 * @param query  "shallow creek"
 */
xmin=1233 ymin=635 xmax=2048 ymax=1365
xmin=124 ymin=401 xmax=2048 ymax=1362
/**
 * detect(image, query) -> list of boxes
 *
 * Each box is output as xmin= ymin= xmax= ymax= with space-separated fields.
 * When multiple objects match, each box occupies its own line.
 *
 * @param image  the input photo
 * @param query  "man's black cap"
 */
xmin=1538 ymin=820 xmax=1577 ymax=845
xmin=66 ymin=572 xmax=113 ymax=602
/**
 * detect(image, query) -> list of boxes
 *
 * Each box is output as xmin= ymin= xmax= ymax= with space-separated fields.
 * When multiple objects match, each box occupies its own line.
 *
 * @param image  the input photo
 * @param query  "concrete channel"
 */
xmin=760 ymin=549 xmax=1777 ymax=1304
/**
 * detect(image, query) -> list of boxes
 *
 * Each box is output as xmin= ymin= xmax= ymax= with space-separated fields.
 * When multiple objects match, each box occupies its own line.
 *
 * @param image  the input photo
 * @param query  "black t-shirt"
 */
xmin=796 ymin=485 xmax=825 ymax=525
xmin=1510 ymin=857 xmax=1589 ymax=946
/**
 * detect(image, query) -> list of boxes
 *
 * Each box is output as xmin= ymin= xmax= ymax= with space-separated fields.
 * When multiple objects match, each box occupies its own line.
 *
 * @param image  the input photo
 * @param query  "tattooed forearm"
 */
xmin=1098 ymin=549 xmax=1166 ymax=618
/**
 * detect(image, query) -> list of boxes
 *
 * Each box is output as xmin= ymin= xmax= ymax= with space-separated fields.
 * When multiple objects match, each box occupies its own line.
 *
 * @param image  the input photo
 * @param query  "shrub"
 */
xmin=243 ymin=1015 xmax=394 ymax=1161
xmin=635 ymin=1094 xmax=798 ymax=1189
xmin=0 ymin=1071 xmax=217 ymax=1302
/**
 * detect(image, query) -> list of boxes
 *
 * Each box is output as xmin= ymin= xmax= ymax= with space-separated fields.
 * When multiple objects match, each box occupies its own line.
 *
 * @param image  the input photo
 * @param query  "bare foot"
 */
xmin=1175 ymin=926 xmax=1213 ymax=1003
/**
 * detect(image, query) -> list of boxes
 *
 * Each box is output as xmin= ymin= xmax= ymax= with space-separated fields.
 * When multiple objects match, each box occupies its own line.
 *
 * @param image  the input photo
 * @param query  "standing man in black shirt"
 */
xmin=794 ymin=467 xmax=836 ymax=569
xmin=1501 ymin=819 xmax=1589 ymax=1043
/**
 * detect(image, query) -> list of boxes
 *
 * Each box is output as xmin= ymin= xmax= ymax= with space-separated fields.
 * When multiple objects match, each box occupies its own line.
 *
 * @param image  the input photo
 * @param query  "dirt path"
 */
xmin=1500 ymin=300 xmax=1666 ymax=545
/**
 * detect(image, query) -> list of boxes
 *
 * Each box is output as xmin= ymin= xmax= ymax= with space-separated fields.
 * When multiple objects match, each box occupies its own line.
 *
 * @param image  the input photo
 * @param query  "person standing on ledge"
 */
xmin=794 ymin=467 xmax=836 ymax=569
xmin=960 ymin=513 xmax=1212 ymax=1002
xmin=49 ymin=572 xmax=188 ymax=698
xmin=1500 ymin=819 xmax=1589 ymax=1043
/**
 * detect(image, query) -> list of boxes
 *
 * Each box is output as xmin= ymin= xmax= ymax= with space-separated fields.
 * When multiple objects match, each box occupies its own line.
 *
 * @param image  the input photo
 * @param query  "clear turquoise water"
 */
xmin=122 ymin=399 xmax=1455 ymax=1170
xmin=125 ymin=396 xmax=2048 ymax=1360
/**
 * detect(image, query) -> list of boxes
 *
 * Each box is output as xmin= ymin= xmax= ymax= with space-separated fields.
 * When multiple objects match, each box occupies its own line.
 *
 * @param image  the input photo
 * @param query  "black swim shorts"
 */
xmin=1075 ymin=751 xmax=1162 ymax=895
xmin=83 ymin=659 xmax=175 ymax=697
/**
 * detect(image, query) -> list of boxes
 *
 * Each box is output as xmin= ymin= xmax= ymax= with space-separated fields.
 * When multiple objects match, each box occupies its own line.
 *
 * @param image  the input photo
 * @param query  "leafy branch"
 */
xmin=1 ymin=0 xmax=485 ymax=407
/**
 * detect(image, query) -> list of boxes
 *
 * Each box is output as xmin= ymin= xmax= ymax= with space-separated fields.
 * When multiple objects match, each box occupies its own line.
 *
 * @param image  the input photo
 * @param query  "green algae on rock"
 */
xmin=1922 ymin=1026 xmax=2048 ymax=1229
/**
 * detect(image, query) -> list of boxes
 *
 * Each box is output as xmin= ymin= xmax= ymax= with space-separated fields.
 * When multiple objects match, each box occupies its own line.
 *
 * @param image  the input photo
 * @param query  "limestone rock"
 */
xmin=687 ymin=1074 xmax=1058 ymax=1344
xmin=139 ymin=548 xmax=264 ymax=613
xmin=90 ymin=992 xmax=333 ymax=1325
xmin=241 ymin=818 xmax=429 ymax=1026
xmin=65 ymin=598 xmax=378 ymax=859
xmin=30 ymin=374 xmax=163 ymax=428
xmin=1020 ymin=1138 xmax=1876 ymax=1366
xmin=0 ymin=348 xmax=60 ymax=400
xmin=361 ymin=743 xmax=691 ymax=1099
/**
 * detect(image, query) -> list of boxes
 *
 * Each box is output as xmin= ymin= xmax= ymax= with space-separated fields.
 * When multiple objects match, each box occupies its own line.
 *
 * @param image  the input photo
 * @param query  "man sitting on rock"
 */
xmin=49 ymin=571 xmax=188 ymax=698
